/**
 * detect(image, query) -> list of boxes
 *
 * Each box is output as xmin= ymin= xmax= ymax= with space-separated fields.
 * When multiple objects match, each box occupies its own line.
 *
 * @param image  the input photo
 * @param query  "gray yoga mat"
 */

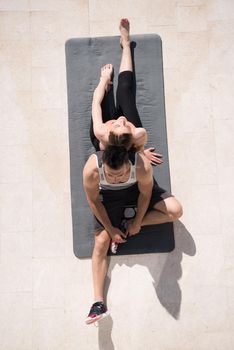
xmin=65 ymin=34 xmax=174 ymax=259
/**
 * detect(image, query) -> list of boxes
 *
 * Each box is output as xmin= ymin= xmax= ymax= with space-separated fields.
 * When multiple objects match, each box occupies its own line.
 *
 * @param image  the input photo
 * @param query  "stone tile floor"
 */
xmin=0 ymin=1 xmax=234 ymax=349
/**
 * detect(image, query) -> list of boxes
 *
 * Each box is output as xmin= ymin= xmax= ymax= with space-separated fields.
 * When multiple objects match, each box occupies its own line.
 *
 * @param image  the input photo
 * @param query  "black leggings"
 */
xmin=90 ymin=71 xmax=142 ymax=151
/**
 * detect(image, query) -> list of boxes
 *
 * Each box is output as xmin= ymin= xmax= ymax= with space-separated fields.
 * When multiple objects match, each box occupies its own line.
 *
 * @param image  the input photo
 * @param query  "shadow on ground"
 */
xmin=97 ymin=220 xmax=196 ymax=349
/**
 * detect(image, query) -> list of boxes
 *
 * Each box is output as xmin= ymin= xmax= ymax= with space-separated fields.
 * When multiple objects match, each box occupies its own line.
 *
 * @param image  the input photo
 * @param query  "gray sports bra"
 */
xmin=95 ymin=151 xmax=138 ymax=191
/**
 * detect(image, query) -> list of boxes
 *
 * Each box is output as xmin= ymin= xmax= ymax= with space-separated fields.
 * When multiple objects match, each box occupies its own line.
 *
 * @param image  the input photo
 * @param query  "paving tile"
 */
xmin=33 ymin=308 xmax=65 ymax=350
xmin=0 ymin=292 xmax=32 ymax=350
xmin=0 ymin=145 xmax=32 ymax=183
xmin=1 ymin=231 xmax=32 ymax=264
xmin=0 ymin=183 xmax=32 ymax=232
xmin=0 ymin=0 xmax=29 ymax=11
xmin=33 ymin=258 xmax=65 ymax=308
xmin=0 ymin=259 xmax=32 ymax=292
xmin=33 ymin=198 xmax=65 ymax=258
xmin=0 ymin=11 xmax=30 ymax=40
xmin=177 ymin=5 xmax=207 ymax=32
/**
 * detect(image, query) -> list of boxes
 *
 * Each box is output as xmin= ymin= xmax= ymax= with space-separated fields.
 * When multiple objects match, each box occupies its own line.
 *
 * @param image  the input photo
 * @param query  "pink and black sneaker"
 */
xmin=85 ymin=301 xmax=109 ymax=325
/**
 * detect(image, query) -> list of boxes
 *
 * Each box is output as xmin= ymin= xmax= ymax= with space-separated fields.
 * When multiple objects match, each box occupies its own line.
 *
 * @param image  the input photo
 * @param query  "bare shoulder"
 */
xmin=132 ymin=127 xmax=147 ymax=148
xmin=83 ymin=154 xmax=99 ymax=185
xmin=95 ymin=126 xmax=108 ymax=141
xmin=136 ymin=152 xmax=153 ymax=180
xmin=134 ymin=127 xmax=147 ymax=138
xmin=95 ymin=128 xmax=109 ymax=147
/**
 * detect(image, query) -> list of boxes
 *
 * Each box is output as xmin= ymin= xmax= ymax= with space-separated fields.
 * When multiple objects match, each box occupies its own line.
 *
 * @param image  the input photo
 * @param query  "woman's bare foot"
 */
xmin=100 ymin=64 xmax=113 ymax=92
xmin=119 ymin=18 xmax=130 ymax=48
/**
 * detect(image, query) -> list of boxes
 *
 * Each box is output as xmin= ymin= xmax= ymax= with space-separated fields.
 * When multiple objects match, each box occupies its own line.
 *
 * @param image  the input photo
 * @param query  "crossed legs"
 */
xmin=142 ymin=197 xmax=183 ymax=226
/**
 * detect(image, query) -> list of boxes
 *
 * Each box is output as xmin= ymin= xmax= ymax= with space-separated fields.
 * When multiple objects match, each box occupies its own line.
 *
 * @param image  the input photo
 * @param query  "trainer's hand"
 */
xmin=144 ymin=147 xmax=163 ymax=166
xmin=126 ymin=220 xmax=141 ymax=236
xmin=110 ymin=227 xmax=127 ymax=243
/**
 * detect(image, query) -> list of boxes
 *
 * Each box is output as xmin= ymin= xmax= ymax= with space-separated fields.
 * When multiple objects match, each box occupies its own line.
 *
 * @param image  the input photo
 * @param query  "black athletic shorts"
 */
xmin=93 ymin=179 xmax=172 ymax=233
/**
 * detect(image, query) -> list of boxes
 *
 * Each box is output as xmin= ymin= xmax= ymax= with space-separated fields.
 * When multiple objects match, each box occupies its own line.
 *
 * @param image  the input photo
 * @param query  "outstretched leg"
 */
xmin=119 ymin=18 xmax=132 ymax=73
xmin=116 ymin=18 xmax=142 ymax=127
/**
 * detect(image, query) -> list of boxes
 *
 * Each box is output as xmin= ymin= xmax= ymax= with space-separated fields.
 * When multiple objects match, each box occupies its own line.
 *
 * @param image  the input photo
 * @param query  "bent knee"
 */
xmin=94 ymin=230 xmax=110 ymax=255
xmin=169 ymin=201 xmax=183 ymax=221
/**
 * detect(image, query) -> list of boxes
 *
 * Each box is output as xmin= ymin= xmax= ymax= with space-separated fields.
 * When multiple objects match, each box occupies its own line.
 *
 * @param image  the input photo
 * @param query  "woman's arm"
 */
xmin=92 ymin=77 xmax=109 ymax=140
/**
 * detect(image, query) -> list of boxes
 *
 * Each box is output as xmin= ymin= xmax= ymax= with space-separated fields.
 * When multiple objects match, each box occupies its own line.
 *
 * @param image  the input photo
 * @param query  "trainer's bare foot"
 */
xmin=119 ymin=18 xmax=130 ymax=48
xmin=100 ymin=64 xmax=113 ymax=91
